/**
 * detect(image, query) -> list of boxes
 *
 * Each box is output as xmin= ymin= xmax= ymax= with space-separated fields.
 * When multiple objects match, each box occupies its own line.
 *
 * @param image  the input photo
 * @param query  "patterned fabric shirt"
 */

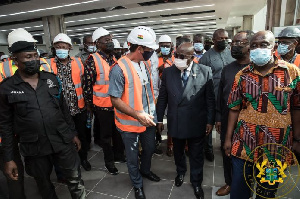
xmin=228 ymin=59 xmax=300 ymax=164
xmin=55 ymin=57 xmax=81 ymax=116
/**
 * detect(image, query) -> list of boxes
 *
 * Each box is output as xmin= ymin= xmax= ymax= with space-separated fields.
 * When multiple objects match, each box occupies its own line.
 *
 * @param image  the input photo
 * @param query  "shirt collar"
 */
xmin=13 ymin=70 xmax=45 ymax=84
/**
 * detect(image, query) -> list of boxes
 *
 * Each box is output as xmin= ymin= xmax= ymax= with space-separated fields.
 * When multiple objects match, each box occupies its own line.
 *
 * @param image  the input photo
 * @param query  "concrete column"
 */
xmin=243 ymin=15 xmax=253 ymax=30
xmin=266 ymin=0 xmax=282 ymax=30
xmin=285 ymin=0 xmax=296 ymax=26
xmin=42 ymin=15 xmax=66 ymax=50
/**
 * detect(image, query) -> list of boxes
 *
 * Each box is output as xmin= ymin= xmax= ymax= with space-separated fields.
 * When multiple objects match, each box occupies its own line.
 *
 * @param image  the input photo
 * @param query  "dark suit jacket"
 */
xmin=156 ymin=63 xmax=215 ymax=139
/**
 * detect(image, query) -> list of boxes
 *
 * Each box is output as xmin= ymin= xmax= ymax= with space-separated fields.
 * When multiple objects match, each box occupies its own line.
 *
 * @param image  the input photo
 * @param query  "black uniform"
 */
xmin=0 ymin=70 xmax=85 ymax=199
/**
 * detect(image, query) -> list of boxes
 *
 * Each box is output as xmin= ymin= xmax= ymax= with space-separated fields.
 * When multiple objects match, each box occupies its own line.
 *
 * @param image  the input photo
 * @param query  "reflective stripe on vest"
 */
xmin=40 ymin=58 xmax=51 ymax=72
xmin=114 ymin=57 xmax=155 ymax=133
xmin=91 ymin=53 xmax=112 ymax=107
xmin=47 ymin=57 xmax=85 ymax=108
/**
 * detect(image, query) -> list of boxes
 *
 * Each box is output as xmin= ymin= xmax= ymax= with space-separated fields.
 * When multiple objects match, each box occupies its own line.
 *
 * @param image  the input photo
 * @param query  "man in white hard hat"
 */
xmin=83 ymin=27 xmax=125 ymax=175
xmin=0 ymin=28 xmax=86 ymax=199
xmin=122 ymin=41 xmax=129 ymax=55
xmin=113 ymin=39 xmax=122 ymax=60
xmin=45 ymin=33 xmax=92 ymax=171
xmin=108 ymin=26 xmax=161 ymax=199
xmin=76 ymin=35 xmax=96 ymax=64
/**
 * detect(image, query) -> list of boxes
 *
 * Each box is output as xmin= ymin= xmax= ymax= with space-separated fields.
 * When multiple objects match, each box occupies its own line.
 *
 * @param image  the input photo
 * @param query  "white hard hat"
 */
xmin=53 ymin=33 xmax=72 ymax=46
xmin=227 ymin=39 xmax=232 ymax=43
xmin=8 ymin=28 xmax=37 ymax=47
xmin=127 ymin=26 xmax=158 ymax=50
xmin=1 ymin=55 xmax=9 ymax=60
xmin=92 ymin=27 xmax=110 ymax=42
xmin=159 ymin=35 xmax=171 ymax=43
xmin=123 ymin=42 xmax=129 ymax=49
xmin=112 ymin=39 xmax=121 ymax=48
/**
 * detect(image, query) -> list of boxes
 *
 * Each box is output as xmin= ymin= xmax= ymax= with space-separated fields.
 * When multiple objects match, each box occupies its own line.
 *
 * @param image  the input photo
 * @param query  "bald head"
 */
xmin=177 ymin=42 xmax=194 ymax=55
xmin=251 ymin=31 xmax=275 ymax=46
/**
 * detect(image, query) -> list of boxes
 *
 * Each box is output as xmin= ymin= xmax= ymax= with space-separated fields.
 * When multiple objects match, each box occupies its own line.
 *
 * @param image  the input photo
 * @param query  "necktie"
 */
xmin=182 ymin=69 xmax=188 ymax=87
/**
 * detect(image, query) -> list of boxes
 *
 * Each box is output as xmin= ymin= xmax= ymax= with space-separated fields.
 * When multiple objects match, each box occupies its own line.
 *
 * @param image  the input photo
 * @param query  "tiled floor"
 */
xmin=1 ymin=121 xmax=300 ymax=199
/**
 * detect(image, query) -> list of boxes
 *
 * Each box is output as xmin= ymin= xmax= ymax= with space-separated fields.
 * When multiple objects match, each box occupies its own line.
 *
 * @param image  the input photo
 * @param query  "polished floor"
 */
xmin=1 ymin=121 xmax=299 ymax=199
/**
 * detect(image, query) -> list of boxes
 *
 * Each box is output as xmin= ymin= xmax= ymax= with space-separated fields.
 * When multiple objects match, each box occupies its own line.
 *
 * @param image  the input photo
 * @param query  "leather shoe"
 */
xmin=81 ymin=160 xmax=91 ymax=171
xmin=193 ymin=186 xmax=204 ymax=199
xmin=216 ymin=184 xmax=230 ymax=196
xmin=134 ymin=187 xmax=145 ymax=199
xmin=166 ymin=147 xmax=173 ymax=157
xmin=175 ymin=174 xmax=184 ymax=187
xmin=205 ymin=151 xmax=214 ymax=162
xmin=105 ymin=165 xmax=119 ymax=175
xmin=140 ymin=171 xmax=161 ymax=182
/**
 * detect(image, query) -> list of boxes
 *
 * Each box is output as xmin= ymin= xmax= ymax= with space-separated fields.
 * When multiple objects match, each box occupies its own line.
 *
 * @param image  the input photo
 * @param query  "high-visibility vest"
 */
xmin=0 ymin=58 xmax=51 ymax=82
xmin=193 ymin=57 xmax=199 ymax=64
xmin=90 ymin=53 xmax=117 ymax=108
xmin=46 ymin=57 xmax=85 ymax=109
xmin=277 ymin=53 xmax=300 ymax=68
xmin=158 ymin=55 xmax=174 ymax=78
xmin=114 ymin=56 xmax=155 ymax=133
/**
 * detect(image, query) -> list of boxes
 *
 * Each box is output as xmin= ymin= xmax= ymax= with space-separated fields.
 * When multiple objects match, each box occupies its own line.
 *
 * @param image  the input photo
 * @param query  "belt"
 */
xmin=94 ymin=106 xmax=114 ymax=112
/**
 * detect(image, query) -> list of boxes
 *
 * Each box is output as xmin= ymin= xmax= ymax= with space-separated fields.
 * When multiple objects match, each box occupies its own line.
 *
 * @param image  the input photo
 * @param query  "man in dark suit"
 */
xmin=156 ymin=42 xmax=215 ymax=199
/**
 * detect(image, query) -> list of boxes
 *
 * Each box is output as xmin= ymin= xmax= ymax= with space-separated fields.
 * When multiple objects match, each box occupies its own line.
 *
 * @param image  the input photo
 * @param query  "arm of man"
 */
xmin=291 ymin=78 xmax=300 ymax=155
xmin=109 ymin=65 xmax=155 ymax=127
xmin=224 ymin=72 xmax=243 ymax=156
xmin=215 ymin=68 xmax=225 ymax=133
xmin=156 ymin=68 xmax=169 ymax=133
xmin=205 ymin=67 xmax=215 ymax=135
xmin=82 ymin=56 xmax=97 ymax=112
xmin=0 ymin=86 xmax=18 ymax=180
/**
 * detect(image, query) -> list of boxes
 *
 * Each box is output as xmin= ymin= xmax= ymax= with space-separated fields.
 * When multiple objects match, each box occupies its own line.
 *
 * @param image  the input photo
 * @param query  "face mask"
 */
xmin=231 ymin=46 xmax=245 ymax=59
xmin=56 ymin=49 xmax=69 ymax=59
xmin=174 ymin=58 xmax=188 ymax=71
xmin=250 ymin=48 xmax=272 ymax=66
xmin=216 ymin=40 xmax=228 ymax=51
xmin=23 ymin=60 xmax=41 ymax=75
xmin=87 ymin=45 xmax=96 ymax=53
xmin=194 ymin=43 xmax=204 ymax=52
xmin=115 ymin=52 xmax=122 ymax=60
xmin=161 ymin=47 xmax=171 ymax=55
xmin=277 ymin=44 xmax=291 ymax=55
xmin=104 ymin=42 xmax=115 ymax=54
xmin=142 ymin=50 xmax=154 ymax=61
xmin=204 ymin=44 xmax=211 ymax=51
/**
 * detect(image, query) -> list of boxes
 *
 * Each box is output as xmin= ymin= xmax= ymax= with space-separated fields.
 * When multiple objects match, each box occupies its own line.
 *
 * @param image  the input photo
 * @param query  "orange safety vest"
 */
xmin=193 ymin=57 xmax=199 ymax=64
xmin=90 ymin=53 xmax=117 ymax=108
xmin=0 ymin=58 xmax=51 ymax=82
xmin=277 ymin=53 xmax=300 ymax=68
xmin=114 ymin=56 xmax=155 ymax=133
xmin=46 ymin=57 xmax=85 ymax=109
xmin=158 ymin=55 xmax=174 ymax=78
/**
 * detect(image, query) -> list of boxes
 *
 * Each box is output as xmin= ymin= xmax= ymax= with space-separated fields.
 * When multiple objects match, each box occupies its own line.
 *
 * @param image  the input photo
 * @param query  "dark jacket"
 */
xmin=156 ymin=63 xmax=215 ymax=139
xmin=0 ymin=71 xmax=77 ymax=162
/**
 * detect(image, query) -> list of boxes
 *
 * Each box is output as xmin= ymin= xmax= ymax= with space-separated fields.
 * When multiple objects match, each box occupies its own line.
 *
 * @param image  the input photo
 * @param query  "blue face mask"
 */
xmin=277 ymin=43 xmax=291 ymax=55
xmin=161 ymin=47 xmax=171 ymax=55
xmin=194 ymin=43 xmax=204 ymax=52
xmin=250 ymin=48 xmax=272 ymax=66
xmin=56 ymin=49 xmax=69 ymax=59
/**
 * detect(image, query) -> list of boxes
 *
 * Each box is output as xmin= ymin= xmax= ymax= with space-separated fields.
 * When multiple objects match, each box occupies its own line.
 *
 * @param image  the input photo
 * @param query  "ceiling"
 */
xmin=0 ymin=0 xmax=267 ymax=43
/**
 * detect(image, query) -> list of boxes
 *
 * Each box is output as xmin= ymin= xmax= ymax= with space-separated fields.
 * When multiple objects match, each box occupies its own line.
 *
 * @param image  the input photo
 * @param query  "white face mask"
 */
xmin=87 ymin=45 xmax=96 ymax=53
xmin=174 ymin=58 xmax=188 ymax=71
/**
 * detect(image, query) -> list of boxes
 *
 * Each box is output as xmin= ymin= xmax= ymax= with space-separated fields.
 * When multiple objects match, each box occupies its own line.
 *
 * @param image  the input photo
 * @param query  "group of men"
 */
xmin=0 ymin=23 xmax=300 ymax=199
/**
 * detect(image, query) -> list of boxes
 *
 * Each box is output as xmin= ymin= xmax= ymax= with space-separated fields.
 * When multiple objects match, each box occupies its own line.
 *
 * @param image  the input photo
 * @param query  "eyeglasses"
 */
xmin=175 ymin=53 xmax=193 ymax=59
xmin=231 ymin=41 xmax=249 ymax=46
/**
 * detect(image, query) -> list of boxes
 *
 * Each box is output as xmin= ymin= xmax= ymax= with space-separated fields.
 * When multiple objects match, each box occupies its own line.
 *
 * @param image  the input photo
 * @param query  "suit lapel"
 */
xmin=180 ymin=63 xmax=198 ymax=103
xmin=171 ymin=65 xmax=184 ymax=100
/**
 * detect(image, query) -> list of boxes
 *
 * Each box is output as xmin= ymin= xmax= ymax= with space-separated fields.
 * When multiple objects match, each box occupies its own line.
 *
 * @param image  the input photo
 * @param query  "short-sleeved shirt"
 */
xmin=108 ymin=60 xmax=157 ymax=123
xmin=228 ymin=59 xmax=300 ymax=164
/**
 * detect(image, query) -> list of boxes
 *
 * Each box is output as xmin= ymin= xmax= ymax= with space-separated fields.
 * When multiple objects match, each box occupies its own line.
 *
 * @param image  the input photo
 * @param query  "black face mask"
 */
xmin=216 ymin=40 xmax=228 ymax=51
xmin=22 ymin=60 xmax=40 ymax=75
xmin=231 ymin=46 xmax=245 ymax=59
xmin=104 ymin=42 xmax=115 ymax=54
xmin=204 ymin=44 xmax=211 ymax=51
xmin=115 ymin=52 xmax=122 ymax=60
xmin=142 ymin=51 xmax=154 ymax=61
